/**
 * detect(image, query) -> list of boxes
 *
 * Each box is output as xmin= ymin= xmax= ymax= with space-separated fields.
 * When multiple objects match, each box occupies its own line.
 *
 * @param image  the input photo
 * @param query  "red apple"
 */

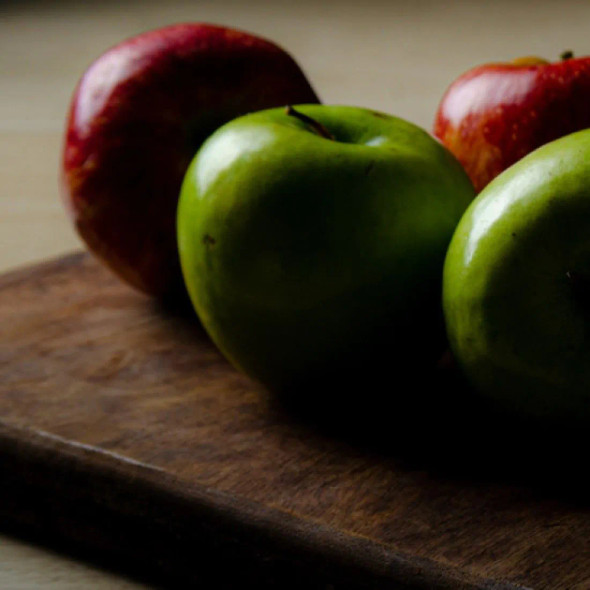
xmin=433 ymin=52 xmax=590 ymax=192
xmin=62 ymin=23 xmax=319 ymax=299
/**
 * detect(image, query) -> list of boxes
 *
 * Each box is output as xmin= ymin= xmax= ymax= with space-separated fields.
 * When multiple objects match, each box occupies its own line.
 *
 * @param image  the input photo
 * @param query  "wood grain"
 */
xmin=1 ymin=252 xmax=589 ymax=588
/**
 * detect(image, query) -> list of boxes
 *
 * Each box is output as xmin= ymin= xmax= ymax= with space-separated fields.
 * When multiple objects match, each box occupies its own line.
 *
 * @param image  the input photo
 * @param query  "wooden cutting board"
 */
xmin=1 ymin=252 xmax=589 ymax=589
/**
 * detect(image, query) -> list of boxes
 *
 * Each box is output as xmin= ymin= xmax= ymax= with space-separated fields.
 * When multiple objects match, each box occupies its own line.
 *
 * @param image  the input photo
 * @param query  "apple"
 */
xmin=61 ymin=23 xmax=319 ymax=299
xmin=433 ymin=51 xmax=590 ymax=193
xmin=177 ymin=105 xmax=475 ymax=406
xmin=443 ymin=128 xmax=590 ymax=424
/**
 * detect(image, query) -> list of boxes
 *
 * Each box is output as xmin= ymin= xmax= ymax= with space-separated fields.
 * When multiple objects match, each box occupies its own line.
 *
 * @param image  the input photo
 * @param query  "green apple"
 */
xmin=178 ymin=105 xmax=474 ymax=405
xmin=444 ymin=128 xmax=590 ymax=423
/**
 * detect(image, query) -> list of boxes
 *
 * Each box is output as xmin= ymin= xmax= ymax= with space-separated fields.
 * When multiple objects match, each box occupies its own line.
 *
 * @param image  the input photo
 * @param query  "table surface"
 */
xmin=2 ymin=0 xmax=590 ymax=586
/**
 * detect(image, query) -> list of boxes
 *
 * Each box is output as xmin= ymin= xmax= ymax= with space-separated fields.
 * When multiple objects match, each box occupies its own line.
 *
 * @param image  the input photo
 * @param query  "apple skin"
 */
xmin=433 ymin=54 xmax=590 ymax=193
xmin=177 ymin=105 xmax=475 ymax=403
xmin=443 ymin=128 xmax=590 ymax=424
xmin=61 ymin=23 xmax=319 ymax=299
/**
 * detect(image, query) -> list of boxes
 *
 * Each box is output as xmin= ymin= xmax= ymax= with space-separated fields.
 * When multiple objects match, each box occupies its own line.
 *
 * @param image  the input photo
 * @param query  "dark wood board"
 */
xmin=1 ymin=252 xmax=589 ymax=589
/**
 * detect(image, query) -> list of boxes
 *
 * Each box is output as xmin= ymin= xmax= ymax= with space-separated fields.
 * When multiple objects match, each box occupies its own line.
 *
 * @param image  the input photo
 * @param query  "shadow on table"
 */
xmin=269 ymin=350 xmax=590 ymax=505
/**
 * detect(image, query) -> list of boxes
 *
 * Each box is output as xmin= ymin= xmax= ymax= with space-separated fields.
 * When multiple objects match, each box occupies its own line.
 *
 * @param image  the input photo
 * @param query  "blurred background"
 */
xmin=2 ymin=0 xmax=590 ymax=586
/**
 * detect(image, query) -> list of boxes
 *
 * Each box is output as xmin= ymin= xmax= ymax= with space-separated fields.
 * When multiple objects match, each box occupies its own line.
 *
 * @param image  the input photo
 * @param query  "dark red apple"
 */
xmin=62 ymin=23 xmax=319 ymax=299
xmin=433 ymin=52 xmax=590 ymax=192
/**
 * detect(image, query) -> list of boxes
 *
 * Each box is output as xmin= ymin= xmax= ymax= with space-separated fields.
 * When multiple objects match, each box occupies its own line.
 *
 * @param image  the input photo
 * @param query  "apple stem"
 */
xmin=285 ymin=105 xmax=334 ymax=140
xmin=561 ymin=50 xmax=574 ymax=60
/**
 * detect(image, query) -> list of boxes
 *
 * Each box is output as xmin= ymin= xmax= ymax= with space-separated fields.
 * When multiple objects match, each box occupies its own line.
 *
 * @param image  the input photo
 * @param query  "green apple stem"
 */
xmin=561 ymin=50 xmax=574 ymax=60
xmin=285 ymin=105 xmax=334 ymax=140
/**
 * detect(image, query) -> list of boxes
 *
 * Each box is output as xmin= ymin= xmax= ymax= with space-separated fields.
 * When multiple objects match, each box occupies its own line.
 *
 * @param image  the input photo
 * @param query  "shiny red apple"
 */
xmin=433 ymin=52 xmax=590 ymax=192
xmin=62 ymin=23 xmax=319 ymax=299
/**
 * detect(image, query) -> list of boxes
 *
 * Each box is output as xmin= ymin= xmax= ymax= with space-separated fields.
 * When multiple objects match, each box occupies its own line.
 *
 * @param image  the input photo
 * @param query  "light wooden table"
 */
xmin=2 ymin=0 xmax=590 ymax=586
